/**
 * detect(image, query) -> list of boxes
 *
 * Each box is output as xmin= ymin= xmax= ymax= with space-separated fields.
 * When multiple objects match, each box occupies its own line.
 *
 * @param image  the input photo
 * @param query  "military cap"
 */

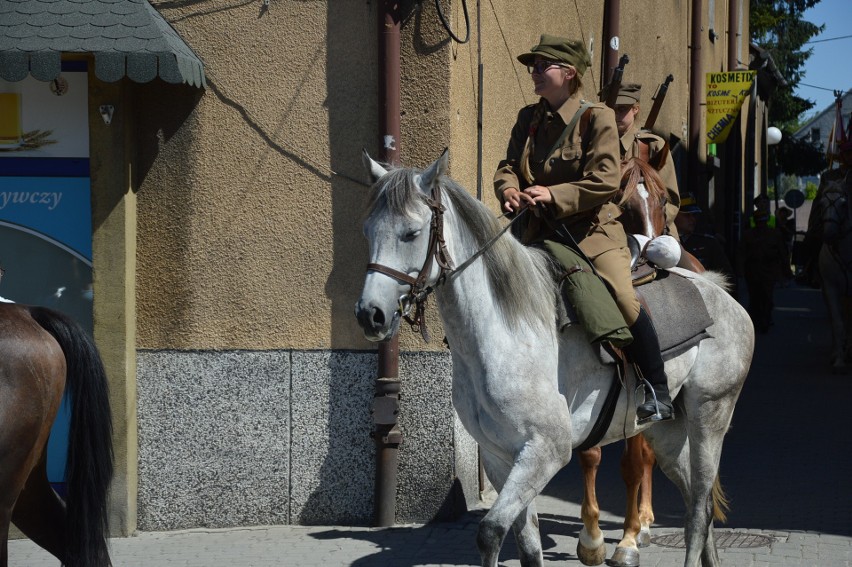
xmin=680 ymin=192 xmax=701 ymax=214
xmin=517 ymin=34 xmax=592 ymax=77
xmin=615 ymin=83 xmax=642 ymax=105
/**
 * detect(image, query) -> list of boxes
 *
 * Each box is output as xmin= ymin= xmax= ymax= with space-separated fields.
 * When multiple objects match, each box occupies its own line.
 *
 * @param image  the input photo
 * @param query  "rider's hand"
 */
xmin=523 ymin=185 xmax=553 ymax=216
xmin=502 ymin=187 xmax=534 ymax=213
xmin=524 ymin=185 xmax=553 ymax=206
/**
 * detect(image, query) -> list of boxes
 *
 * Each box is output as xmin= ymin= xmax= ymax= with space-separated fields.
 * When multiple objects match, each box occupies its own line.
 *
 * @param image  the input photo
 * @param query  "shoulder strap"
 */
xmin=544 ymin=101 xmax=594 ymax=158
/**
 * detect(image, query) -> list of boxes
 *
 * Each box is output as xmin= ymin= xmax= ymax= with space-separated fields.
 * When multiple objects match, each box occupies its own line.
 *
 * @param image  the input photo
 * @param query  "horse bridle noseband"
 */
xmin=367 ymin=182 xmax=526 ymax=342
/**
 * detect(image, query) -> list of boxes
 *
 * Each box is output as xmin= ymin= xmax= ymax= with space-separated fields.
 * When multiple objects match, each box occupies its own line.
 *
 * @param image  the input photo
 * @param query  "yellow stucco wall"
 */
xmin=131 ymin=0 xmax=749 ymax=353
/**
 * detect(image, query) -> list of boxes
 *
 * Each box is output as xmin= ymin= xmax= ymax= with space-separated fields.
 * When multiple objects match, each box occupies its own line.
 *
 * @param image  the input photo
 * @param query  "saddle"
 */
xmin=554 ymin=246 xmax=715 ymax=450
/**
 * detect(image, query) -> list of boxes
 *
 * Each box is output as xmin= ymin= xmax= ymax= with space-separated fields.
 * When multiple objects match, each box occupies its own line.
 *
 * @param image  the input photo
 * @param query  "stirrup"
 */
xmin=636 ymin=376 xmax=674 ymax=424
xmin=637 ymin=402 xmax=674 ymax=425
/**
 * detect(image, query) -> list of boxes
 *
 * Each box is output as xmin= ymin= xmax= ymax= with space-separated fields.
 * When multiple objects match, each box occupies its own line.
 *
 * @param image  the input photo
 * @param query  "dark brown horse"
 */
xmin=576 ymin=157 xmax=716 ymax=567
xmin=0 ymin=302 xmax=113 ymax=567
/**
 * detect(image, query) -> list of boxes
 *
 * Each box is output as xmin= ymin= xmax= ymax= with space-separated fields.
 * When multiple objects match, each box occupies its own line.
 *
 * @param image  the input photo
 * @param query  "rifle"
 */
xmin=603 ymin=54 xmax=630 ymax=108
xmin=643 ymin=74 xmax=674 ymax=130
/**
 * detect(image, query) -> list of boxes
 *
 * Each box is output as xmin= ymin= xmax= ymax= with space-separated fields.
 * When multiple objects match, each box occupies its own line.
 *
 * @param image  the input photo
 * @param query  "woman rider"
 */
xmin=493 ymin=34 xmax=673 ymax=422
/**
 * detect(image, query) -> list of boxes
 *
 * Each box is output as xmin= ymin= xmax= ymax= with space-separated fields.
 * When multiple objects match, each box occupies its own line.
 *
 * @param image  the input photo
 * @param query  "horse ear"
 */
xmin=418 ymin=148 xmax=449 ymax=191
xmin=648 ymin=142 xmax=670 ymax=171
xmin=362 ymin=149 xmax=388 ymax=183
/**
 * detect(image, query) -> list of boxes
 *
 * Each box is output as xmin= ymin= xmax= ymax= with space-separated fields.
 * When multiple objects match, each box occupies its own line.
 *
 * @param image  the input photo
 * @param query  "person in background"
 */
xmin=775 ymin=206 xmax=795 ymax=281
xmin=612 ymin=83 xmax=681 ymax=238
xmin=494 ymin=34 xmax=673 ymax=421
xmin=749 ymin=193 xmax=776 ymax=228
xmin=740 ymin=209 xmax=789 ymax=333
xmin=674 ymin=193 xmax=734 ymax=279
xmin=798 ymin=139 xmax=852 ymax=287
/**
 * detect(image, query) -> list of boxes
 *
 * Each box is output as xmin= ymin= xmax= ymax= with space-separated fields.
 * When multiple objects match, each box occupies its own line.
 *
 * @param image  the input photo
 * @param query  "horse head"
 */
xmin=355 ymin=150 xmax=451 ymax=342
xmin=617 ymin=157 xmax=668 ymax=239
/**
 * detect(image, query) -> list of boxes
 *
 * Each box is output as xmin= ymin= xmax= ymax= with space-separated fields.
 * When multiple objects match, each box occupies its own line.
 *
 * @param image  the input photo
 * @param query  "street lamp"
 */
xmin=767 ymin=126 xmax=783 ymax=213
xmin=767 ymin=126 xmax=782 ymax=146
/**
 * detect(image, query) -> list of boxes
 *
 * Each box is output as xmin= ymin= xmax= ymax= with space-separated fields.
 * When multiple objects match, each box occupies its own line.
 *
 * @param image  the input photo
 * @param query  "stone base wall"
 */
xmin=136 ymin=350 xmax=479 ymax=530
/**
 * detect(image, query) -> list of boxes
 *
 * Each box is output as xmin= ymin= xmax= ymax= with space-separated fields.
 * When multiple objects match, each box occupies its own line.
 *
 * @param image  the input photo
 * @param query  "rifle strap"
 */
xmin=544 ymin=101 xmax=593 ymax=159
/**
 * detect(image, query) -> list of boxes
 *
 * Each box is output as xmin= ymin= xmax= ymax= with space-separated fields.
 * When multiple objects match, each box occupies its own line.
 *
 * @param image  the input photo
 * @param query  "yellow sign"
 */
xmin=705 ymin=71 xmax=756 ymax=144
xmin=0 ymin=93 xmax=23 ymax=147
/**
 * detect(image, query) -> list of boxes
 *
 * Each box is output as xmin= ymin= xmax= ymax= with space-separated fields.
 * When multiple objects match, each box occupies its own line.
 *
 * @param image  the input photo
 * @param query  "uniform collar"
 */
xmin=620 ymin=123 xmax=639 ymax=153
xmin=548 ymin=91 xmax=583 ymax=126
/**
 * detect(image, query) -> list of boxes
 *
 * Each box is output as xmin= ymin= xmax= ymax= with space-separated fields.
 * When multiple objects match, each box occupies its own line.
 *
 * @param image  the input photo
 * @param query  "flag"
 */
xmin=827 ymin=95 xmax=847 ymax=168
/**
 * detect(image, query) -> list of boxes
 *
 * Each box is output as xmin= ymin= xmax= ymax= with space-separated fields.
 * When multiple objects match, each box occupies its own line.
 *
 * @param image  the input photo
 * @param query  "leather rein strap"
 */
xmin=367 ymin=183 xmax=527 ymax=342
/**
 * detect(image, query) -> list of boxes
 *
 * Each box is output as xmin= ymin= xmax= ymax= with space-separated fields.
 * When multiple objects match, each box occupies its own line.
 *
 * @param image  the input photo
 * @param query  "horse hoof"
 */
xmin=605 ymin=546 xmax=640 ymax=567
xmin=637 ymin=528 xmax=651 ymax=548
xmin=577 ymin=541 xmax=607 ymax=566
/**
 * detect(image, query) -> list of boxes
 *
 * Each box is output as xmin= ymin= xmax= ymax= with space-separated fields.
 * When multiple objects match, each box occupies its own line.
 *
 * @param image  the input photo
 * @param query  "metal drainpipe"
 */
xmin=725 ymin=0 xmax=741 ymax=261
xmin=603 ymin=0 xmax=621 ymax=85
xmin=727 ymin=0 xmax=738 ymax=70
xmin=688 ymin=0 xmax=705 ymax=203
xmin=373 ymin=0 xmax=403 ymax=528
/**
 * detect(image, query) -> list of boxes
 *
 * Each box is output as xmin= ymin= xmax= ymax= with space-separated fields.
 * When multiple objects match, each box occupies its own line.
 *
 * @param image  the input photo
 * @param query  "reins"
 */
xmin=367 ymin=182 xmax=528 ymax=342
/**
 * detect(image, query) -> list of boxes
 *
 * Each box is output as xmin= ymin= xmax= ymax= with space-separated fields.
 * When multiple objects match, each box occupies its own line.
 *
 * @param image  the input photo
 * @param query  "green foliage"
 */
xmin=772 ymin=131 xmax=828 ymax=176
xmin=805 ymin=181 xmax=819 ymax=200
xmin=750 ymin=0 xmax=824 ymax=127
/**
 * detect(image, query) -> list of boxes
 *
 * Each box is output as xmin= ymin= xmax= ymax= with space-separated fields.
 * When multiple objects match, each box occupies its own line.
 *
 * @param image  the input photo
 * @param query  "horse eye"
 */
xmin=402 ymin=230 xmax=421 ymax=242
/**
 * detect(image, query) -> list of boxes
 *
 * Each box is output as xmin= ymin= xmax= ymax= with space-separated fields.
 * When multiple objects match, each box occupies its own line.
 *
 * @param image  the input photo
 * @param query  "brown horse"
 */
xmin=575 ymin=157 xmax=717 ymax=567
xmin=0 ymin=302 xmax=113 ymax=566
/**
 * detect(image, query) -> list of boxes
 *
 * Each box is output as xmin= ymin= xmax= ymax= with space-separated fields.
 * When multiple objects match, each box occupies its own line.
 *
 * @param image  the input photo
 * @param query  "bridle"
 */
xmin=366 ymin=181 xmax=526 ymax=342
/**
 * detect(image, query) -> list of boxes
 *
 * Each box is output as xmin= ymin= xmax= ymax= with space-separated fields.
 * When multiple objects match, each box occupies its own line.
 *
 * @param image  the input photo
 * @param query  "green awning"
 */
xmin=0 ymin=0 xmax=205 ymax=87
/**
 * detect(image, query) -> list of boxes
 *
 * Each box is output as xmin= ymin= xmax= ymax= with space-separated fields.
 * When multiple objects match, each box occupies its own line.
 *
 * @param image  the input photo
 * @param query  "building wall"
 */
xmin=793 ymin=90 xmax=852 ymax=153
xmin=81 ymin=0 xmax=752 ymax=533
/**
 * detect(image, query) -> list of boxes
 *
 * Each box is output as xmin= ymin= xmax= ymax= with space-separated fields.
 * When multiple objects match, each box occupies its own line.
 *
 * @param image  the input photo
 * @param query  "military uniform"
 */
xmin=494 ymin=91 xmax=639 ymax=324
xmin=496 ymin=33 xmax=673 ymax=422
xmin=741 ymin=217 xmax=788 ymax=332
xmin=620 ymin=125 xmax=681 ymax=239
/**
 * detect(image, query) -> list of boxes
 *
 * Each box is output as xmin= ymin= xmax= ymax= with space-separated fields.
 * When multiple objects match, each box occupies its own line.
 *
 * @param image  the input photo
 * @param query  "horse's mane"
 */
xmin=616 ymin=157 xmax=667 ymax=208
xmin=366 ymin=165 xmax=558 ymax=330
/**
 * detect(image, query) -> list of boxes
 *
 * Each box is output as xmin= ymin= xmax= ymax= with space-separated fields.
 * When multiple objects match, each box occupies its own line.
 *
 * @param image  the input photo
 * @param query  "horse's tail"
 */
xmin=29 ymin=306 xmax=114 ymax=567
xmin=711 ymin=474 xmax=730 ymax=523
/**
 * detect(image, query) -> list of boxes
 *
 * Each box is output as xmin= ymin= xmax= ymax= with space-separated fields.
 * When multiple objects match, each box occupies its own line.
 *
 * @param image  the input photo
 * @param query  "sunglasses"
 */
xmin=527 ymin=61 xmax=567 ymax=74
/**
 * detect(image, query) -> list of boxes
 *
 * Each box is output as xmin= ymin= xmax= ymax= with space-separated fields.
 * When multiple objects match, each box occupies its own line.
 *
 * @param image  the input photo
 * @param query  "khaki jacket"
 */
xmin=620 ymin=124 xmax=681 ymax=234
xmin=493 ymin=91 xmax=623 ymax=257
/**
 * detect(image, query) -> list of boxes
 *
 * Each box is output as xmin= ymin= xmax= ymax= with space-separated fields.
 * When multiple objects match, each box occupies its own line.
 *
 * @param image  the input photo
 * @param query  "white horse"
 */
xmin=818 ymin=171 xmax=852 ymax=371
xmin=354 ymin=150 xmax=754 ymax=567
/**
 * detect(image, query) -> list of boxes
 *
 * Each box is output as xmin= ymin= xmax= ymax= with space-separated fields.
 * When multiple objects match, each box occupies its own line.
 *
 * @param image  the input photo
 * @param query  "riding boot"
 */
xmin=625 ymin=307 xmax=674 ymax=422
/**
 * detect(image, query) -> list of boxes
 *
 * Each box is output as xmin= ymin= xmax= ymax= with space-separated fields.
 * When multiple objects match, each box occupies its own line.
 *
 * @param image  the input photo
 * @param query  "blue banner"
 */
xmin=0 ymin=176 xmax=92 ymax=260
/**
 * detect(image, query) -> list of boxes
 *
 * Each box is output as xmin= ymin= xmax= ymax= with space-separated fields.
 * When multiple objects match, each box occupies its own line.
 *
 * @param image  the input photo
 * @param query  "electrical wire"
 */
xmin=804 ymin=34 xmax=852 ymax=44
xmin=799 ymin=82 xmax=846 ymax=93
xmin=435 ymin=0 xmax=470 ymax=44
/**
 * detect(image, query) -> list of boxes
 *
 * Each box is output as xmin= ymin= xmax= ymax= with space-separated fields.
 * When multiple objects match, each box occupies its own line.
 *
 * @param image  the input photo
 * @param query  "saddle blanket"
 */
xmin=637 ymin=270 xmax=714 ymax=360
xmin=559 ymin=269 xmax=714 ymax=361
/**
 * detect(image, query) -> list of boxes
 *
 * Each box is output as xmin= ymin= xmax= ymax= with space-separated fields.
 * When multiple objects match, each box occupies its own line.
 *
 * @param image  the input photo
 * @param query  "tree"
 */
xmin=752 ymin=0 xmax=828 ymax=176
xmin=750 ymin=0 xmax=823 ymax=127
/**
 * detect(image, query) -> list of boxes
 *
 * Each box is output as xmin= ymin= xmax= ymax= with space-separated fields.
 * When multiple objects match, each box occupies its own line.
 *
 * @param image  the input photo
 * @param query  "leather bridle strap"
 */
xmin=365 ymin=182 xmax=529 ymax=342
xmin=366 ymin=263 xmax=417 ymax=286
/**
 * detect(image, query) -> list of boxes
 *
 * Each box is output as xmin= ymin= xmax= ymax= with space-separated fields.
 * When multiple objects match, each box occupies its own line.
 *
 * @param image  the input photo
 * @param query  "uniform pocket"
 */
xmin=561 ymin=143 xmax=583 ymax=161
